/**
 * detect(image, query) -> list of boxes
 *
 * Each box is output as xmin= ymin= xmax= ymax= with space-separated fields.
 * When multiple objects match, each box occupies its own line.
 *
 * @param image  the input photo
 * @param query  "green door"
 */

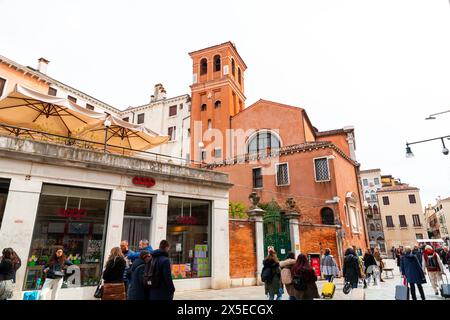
xmin=263 ymin=204 xmax=291 ymax=261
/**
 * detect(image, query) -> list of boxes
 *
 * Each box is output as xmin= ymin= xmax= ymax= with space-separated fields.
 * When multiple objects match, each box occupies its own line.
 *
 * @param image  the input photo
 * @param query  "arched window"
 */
xmin=373 ymin=205 xmax=379 ymax=215
xmin=368 ymin=205 xmax=373 ymax=215
xmin=214 ymin=55 xmax=221 ymax=72
xmin=201 ymin=104 xmax=207 ymax=111
xmin=365 ymin=190 xmax=370 ymax=200
xmin=231 ymin=58 xmax=236 ymax=76
xmin=247 ymin=131 xmax=281 ymax=154
xmin=370 ymin=224 xmax=376 ymax=232
xmin=238 ymin=68 xmax=242 ymax=84
xmin=321 ymin=207 xmax=335 ymax=225
xmin=214 ymin=100 xmax=221 ymax=109
xmin=200 ymin=58 xmax=207 ymax=75
xmin=344 ymin=205 xmax=350 ymax=227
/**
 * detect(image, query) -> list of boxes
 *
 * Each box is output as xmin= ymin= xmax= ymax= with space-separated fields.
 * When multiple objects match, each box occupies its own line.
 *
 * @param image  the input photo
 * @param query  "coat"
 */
xmin=262 ymin=258 xmax=282 ymax=296
xmin=343 ymin=253 xmax=360 ymax=284
xmin=292 ymin=267 xmax=320 ymax=300
xmin=279 ymin=258 xmax=296 ymax=297
xmin=103 ymin=257 xmax=126 ymax=283
xmin=147 ymin=249 xmax=175 ymax=300
xmin=45 ymin=259 xmax=72 ymax=279
xmin=0 ymin=258 xmax=21 ymax=282
xmin=363 ymin=253 xmax=377 ymax=272
xmin=400 ymin=253 xmax=426 ymax=284
xmin=320 ymin=255 xmax=339 ymax=277
xmin=127 ymin=258 xmax=147 ymax=300
xmin=412 ymin=249 xmax=423 ymax=267
xmin=422 ymin=249 xmax=445 ymax=274
xmin=374 ymin=251 xmax=384 ymax=269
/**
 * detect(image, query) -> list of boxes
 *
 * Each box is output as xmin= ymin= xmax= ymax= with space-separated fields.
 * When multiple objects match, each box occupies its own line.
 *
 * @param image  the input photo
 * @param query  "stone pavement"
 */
xmin=174 ymin=259 xmax=450 ymax=300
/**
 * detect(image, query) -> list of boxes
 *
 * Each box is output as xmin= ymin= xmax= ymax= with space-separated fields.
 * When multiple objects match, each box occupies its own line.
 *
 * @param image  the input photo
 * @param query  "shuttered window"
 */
xmin=276 ymin=163 xmax=289 ymax=186
xmin=399 ymin=215 xmax=407 ymax=228
xmin=386 ymin=216 xmax=394 ymax=228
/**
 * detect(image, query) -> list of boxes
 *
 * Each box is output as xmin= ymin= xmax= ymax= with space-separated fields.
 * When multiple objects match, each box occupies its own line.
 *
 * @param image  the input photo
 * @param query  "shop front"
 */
xmin=0 ymin=134 xmax=231 ymax=299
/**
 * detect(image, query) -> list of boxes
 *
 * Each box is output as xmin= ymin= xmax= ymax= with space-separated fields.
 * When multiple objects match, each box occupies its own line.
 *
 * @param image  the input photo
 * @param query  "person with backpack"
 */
xmin=320 ymin=248 xmax=339 ymax=282
xmin=422 ymin=245 xmax=446 ymax=295
xmin=127 ymin=250 xmax=150 ymax=300
xmin=400 ymin=246 xmax=426 ymax=300
xmin=279 ymin=252 xmax=296 ymax=300
xmin=291 ymin=253 xmax=320 ymax=300
xmin=440 ymin=246 xmax=448 ymax=266
xmin=145 ymin=240 xmax=175 ymax=300
xmin=261 ymin=248 xmax=282 ymax=300
xmin=39 ymin=246 xmax=72 ymax=300
xmin=102 ymin=247 xmax=126 ymax=300
xmin=0 ymin=248 xmax=21 ymax=300
xmin=343 ymin=247 xmax=360 ymax=289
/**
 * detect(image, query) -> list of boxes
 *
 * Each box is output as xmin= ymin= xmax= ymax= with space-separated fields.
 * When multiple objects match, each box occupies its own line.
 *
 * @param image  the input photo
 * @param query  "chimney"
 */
xmin=37 ymin=57 xmax=50 ymax=74
xmin=153 ymin=83 xmax=167 ymax=101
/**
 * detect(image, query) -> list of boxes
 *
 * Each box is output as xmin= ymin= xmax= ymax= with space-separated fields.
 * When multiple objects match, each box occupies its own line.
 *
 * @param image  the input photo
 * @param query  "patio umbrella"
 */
xmin=76 ymin=114 xmax=170 ymax=154
xmin=0 ymin=84 xmax=106 ymax=137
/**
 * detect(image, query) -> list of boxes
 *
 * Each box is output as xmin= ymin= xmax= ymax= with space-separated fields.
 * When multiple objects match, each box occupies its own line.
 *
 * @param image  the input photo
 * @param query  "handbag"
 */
xmin=343 ymin=281 xmax=352 ymax=295
xmin=94 ymin=279 xmax=104 ymax=299
xmin=292 ymin=275 xmax=306 ymax=291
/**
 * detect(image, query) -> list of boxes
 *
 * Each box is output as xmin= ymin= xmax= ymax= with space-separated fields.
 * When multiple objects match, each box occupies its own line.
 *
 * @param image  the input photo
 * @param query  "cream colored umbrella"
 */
xmin=0 ymin=84 xmax=106 ymax=137
xmin=76 ymin=114 xmax=170 ymax=154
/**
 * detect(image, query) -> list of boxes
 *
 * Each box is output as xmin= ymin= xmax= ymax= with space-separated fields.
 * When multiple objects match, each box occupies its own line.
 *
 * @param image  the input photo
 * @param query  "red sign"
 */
xmin=310 ymin=257 xmax=321 ymax=277
xmin=132 ymin=176 xmax=156 ymax=188
xmin=57 ymin=208 xmax=87 ymax=220
xmin=176 ymin=216 xmax=198 ymax=225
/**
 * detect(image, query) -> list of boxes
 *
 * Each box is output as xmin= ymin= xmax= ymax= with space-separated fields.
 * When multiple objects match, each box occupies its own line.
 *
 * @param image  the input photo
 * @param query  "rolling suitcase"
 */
xmin=395 ymin=277 xmax=409 ymax=300
xmin=440 ymin=274 xmax=450 ymax=299
xmin=321 ymin=277 xmax=336 ymax=299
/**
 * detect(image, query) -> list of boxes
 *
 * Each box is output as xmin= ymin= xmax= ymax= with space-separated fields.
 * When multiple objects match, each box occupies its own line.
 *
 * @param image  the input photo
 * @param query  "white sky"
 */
xmin=1 ymin=0 xmax=450 ymax=206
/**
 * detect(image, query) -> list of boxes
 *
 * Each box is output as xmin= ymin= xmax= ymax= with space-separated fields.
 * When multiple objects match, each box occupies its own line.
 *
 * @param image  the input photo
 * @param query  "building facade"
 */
xmin=377 ymin=179 xmax=427 ymax=250
xmin=424 ymin=203 xmax=441 ymax=239
xmin=430 ymin=197 xmax=450 ymax=244
xmin=360 ymin=169 xmax=386 ymax=253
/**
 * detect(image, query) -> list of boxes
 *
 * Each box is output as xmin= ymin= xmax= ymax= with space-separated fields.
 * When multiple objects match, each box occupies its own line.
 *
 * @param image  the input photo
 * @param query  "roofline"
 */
xmin=122 ymin=94 xmax=191 ymax=113
xmin=316 ymin=127 xmax=355 ymax=137
xmin=188 ymin=41 xmax=248 ymax=70
xmin=377 ymin=187 xmax=420 ymax=193
xmin=232 ymin=99 xmax=304 ymax=120
xmin=360 ymin=168 xmax=382 ymax=173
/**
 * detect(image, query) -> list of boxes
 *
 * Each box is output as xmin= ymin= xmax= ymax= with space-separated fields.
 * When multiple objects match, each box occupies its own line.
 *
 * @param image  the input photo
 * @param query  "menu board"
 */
xmin=193 ymin=244 xmax=209 ymax=277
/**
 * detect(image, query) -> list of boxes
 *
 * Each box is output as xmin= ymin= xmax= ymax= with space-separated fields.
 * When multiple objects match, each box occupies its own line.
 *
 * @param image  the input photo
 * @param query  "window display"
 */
xmin=167 ymin=197 xmax=211 ymax=279
xmin=0 ymin=178 xmax=10 ymax=229
xmin=24 ymin=184 xmax=110 ymax=290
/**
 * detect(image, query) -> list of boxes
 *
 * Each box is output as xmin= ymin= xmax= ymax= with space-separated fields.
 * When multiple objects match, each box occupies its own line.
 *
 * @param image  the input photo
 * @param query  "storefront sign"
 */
xmin=176 ymin=216 xmax=198 ymax=225
xmin=132 ymin=176 xmax=156 ymax=188
xmin=57 ymin=208 xmax=87 ymax=220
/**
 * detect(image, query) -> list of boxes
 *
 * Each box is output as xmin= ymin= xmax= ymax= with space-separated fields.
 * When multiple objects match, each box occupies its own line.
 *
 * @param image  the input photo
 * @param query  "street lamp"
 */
xmin=198 ymin=141 xmax=205 ymax=165
xmin=405 ymin=134 xmax=450 ymax=158
xmin=405 ymin=145 xmax=414 ymax=158
xmin=441 ymin=138 xmax=449 ymax=156
xmin=425 ymin=109 xmax=450 ymax=120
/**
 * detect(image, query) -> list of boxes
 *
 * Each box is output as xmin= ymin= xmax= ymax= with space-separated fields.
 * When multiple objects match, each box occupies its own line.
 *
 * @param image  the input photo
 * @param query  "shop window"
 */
xmin=321 ymin=207 xmax=334 ymax=225
xmin=214 ymin=55 xmax=221 ymax=72
xmin=200 ymin=58 xmax=207 ymax=75
xmin=121 ymin=195 xmax=152 ymax=252
xmin=48 ymin=87 xmax=57 ymax=96
xmin=314 ymin=157 xmax=330 ymax=181
xmin=137 ymin=113 xmax=145 ymax=124
xmin=0 ymin=178 xmax=10 ymax=229
xmin=24 ymin=184 xmax=110 ymax=290
xmin=252 ymin=168 xmax=263 ymax=188
xmin=167 ymin=197 xmax=211 ymax=279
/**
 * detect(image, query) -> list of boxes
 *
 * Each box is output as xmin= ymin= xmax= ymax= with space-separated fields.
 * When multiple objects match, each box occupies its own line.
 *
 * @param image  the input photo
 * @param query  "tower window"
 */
xmin=200 ymin=58 xmax=207 ymax=75
xmin=238 ymin=68 xmax=242 ymax=84
xmin=231 ymin=58 xmax=236 ymax=76
xmin=201 ymin=104 xmax=207 ymax=112
xmin=207 ymin=119 xmax=212 ymax=130
xmin=214 ymin=100 xmax=221 ymax=109
xmin=214 ymin=55 xmax=221 ymax=72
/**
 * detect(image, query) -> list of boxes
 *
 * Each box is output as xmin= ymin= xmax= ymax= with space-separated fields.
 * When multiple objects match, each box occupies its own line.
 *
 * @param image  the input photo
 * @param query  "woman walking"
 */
xmin=0 ymin=248 xmax=21 ymax=300
xmin=262 ymin=248 xmax=283 ymax=300
xmin=320 ymin=248 xmax=339 ymax=282
xmin=291 ymin=254 xmax=320 ymax=300
xmin=363 ymin=248 xmax=378 ymax=287
xmin=102 ymin=247 xmax=126 ymax=300
xmin=280 ymin=252 xmax=296 ymax=300
xmin=373 ymin=247 xmax=385 ymax=282
xmin=343 ymin=247 xmax=360 ymax=289
xmin=39 ymin=246 xmax=72 ymax=300
xmin=400 ymin=246 xmax=426 ymax=300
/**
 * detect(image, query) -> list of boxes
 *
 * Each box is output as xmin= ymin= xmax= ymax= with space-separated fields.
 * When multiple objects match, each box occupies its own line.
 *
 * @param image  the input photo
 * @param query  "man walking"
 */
xmin=146 ymin=240 xmax=175 ymax=300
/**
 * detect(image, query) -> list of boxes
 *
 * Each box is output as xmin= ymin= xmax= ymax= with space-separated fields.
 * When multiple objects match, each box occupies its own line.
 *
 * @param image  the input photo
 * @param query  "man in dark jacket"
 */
xmin=127 ymin=250 xmax=150 ymax=300
xmin=147 ymin=240 xmax=175 ymax=300
xmin=343 ymin=247 xmax=360 ymax=289
xmin=412 ymin=245 xmax=422 ymax=267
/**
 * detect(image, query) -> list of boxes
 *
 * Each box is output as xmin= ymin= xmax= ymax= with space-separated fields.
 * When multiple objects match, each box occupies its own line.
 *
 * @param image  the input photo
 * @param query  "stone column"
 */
xmin=150 ymin=193 xmax=168 ymax=248
xmin=248 ymin=207 xmax=265 ymax=286
xmin=285 ymin=211 xmax=301 ymax=257
xmin=0 ymin=178 xmax=42 ymax=298
xmin=211 ymin=199 xmax=230 ymax=289
xmin=103 ymin=189 xmax=126 ymax=263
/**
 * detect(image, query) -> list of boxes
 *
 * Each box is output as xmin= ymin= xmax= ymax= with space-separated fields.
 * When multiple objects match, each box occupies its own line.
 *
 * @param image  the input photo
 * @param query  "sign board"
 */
xmin=176 ymin=243 xmax=182 ymax=252
xmin=132 ymin=176 xmax=156 ymax=188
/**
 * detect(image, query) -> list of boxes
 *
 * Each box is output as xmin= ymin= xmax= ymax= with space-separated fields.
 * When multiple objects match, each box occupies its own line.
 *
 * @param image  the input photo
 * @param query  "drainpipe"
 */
xmin=229 ymin=115 xmax=233 ymax=160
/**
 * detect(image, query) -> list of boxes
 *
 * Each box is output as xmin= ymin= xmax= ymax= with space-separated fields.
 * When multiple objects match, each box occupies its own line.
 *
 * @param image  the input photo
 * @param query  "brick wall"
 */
xmin=299 ymin=225 xmax=341 ymax=269
xmin=229 ymin=219 xmax=257 ymax=278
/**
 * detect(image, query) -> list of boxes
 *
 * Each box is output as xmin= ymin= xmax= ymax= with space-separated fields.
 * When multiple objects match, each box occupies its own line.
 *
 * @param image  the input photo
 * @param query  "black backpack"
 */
xmin=427 ymin=254 xmax=438 ymax=269
xmin=143 ymin=256 xmax=161 ymax=289
xmin=261 ymin=266 xmax=274 ymax=283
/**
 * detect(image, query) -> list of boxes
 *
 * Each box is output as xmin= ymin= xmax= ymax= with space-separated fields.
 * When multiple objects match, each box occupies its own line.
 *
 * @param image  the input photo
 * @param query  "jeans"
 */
xmin=409 ymin=283 xmax=425 ymax=300
xmin=351 ymin=281 xmax=358 ymax=289
xmin=268 ymin=287 xmax=284 ymax=300
xmin=39 ymin=278 xmax=63 ymax=300
xmin=324 ymin=275 xmax=333 ymax=282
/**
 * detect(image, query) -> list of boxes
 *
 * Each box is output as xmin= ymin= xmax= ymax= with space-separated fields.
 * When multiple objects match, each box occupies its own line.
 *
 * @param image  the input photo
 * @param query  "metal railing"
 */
xmin=0 ymin=123 xmax=203 ymax=167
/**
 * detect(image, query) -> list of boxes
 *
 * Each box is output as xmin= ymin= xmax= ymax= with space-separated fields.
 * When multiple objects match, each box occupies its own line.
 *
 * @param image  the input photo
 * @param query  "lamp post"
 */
xmin=198 ymin=141 xmax=205 ymax=167
xmin=405 ymin=135 xmax=450 ymax=158
xmin=103 ymin=118 xmax=111 ymax=151
xmin=425 ymin=109 xmax=450 ymax=120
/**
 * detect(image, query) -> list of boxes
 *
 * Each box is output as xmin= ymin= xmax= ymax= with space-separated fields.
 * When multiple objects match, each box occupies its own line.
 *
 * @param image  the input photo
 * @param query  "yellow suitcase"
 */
xmin=321 ymin=281 xmax=336 ymax=299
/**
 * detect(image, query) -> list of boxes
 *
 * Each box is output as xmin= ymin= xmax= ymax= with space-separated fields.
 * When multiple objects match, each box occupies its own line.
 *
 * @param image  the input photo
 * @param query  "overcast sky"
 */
xmin=1 ymin=0 xmax=450 ymax=206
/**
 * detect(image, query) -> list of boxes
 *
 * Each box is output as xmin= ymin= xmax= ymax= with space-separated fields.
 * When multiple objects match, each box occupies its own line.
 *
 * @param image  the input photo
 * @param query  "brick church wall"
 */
xmin=229 ymin=219 xmax=257 ymax=278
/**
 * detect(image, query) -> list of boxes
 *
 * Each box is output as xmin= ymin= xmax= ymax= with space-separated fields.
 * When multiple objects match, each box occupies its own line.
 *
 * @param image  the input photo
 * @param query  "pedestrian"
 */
xmin=373 ymin=247 xmax=385 ymax=282
xmin=39 ymin=246 xmax=72 ymax=300
xmin=147 ymin=240 xmax=175 ymax=300
xmin=127 ymin=250 xmax=151 ymax=300
xmin=400 ymin=246 xmax=426 ymax=300
xmin=0 ymin=248 xmax=21 ymax=300
xmin=320 ymin=248 xmax=339 ymax=282
xmin=440 ymin=246 xmax=448 ymax=266
xmin=291 ymin=253 xmax=320 ymax=300
xmin=363 ymin=248 xmax=378 ymax=287
xmin=262 ymin=247 xmax=283 ymax=300
xmin=102 ymin=247 xmax=126 ymax=300
xmin=128 ymin=239 xmax=153 ymax=261
xmin=422 ymin=245 xmax=446 ymax=296
xmin=120 ymin=240 xmax=135 ymax=293
xmin=396 ymin=247 xmax=403 ymax=269
xmin=280 ymin=252 xmax=296 ymax=300
xmin=391 ymin=246 xmax=396 ymax=260
xmin=343 ymin=247 xmax=360 ymax=289
xmin=412 ymin=245 xmax=423 ymax=267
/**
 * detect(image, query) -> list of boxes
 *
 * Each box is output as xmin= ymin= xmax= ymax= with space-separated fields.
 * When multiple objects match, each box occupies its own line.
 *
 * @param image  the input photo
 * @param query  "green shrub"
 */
xmin=229 ymin=202 xmax=247 ymax=219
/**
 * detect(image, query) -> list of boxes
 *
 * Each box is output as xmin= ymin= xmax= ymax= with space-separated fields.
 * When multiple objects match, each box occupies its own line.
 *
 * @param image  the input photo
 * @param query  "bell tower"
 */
xmin=189 ymin=41 xmax=247 ymax=164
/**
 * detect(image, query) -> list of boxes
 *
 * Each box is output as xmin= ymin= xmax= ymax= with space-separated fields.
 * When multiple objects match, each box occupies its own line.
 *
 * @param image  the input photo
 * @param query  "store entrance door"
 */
xmin=121 ymin=194 xmax=152 ymax=252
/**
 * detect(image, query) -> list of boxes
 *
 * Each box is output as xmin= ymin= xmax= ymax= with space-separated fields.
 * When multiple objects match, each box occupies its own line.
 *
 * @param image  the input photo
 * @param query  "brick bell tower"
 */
xmin=189 ymin=42 xmax=247 ymax=164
